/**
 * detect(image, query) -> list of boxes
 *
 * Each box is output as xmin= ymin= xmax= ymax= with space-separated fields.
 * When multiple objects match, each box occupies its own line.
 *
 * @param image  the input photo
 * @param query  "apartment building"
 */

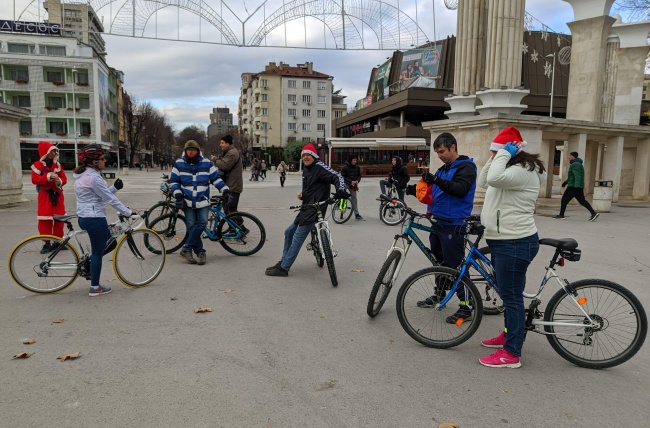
xmin=207 ymin=107 xmax=234 ymax=138
xmin=239 ymin=62 xmax=336 ymax=158
xmin=43 ymin=0 xmax=106 ymax=55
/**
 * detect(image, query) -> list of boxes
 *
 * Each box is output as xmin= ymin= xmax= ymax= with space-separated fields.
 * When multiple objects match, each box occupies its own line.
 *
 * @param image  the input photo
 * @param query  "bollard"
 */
xmin=592 ymin=180 xmax=613 ymax=212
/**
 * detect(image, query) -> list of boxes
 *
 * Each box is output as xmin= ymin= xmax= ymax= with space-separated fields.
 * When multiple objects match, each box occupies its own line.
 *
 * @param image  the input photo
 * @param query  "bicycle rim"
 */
xmin=379 ymin=202 xmax=406 ymax=226
xmin=217 ymin=212 xmax=266 ymax=256
xmin=148 ymin=213 xmax=188 ymax=254
xmin=320 ymin=229 xmax=338 ymax=286
xmin=396 ymin=267 xmax=483 ymax=348
xmin=367 ymin=249 xmax=401 ymax=317
xmin=145 ymin=201 xmax=171 ymax=227
xmin=9 ymin=235 xmax=80 ymax=293
xmin=468 ymin=246 xmax=503 ymax=315
xmin=113 ymin=229 xmax=166 ymax=287
xmin=543 ymin=279 xmax=648 ymax=369
xmin=331 ymin=200 xmax=353 ymax=224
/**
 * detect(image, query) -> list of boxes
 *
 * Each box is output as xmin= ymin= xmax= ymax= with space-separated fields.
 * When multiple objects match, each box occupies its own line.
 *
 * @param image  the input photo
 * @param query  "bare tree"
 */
xmin=176 ymin=125 xmax=208 ymax=153
xmin=613 ymin=0 xmax=650 ymax=21
xmin=122 ymin=92 xmax=159 ymax=167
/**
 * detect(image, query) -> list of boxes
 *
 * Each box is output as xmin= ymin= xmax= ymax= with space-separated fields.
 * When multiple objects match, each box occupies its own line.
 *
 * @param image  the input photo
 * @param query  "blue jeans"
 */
xmin=486 ymin=233 xmax=539 ymax=357
xmin=78 ymin=217 xmax=110 ymax=287
xmin=280 ymin=221 xmax=316 ymax=271
xmin=183 ymin=206 xmax=208 ymax=255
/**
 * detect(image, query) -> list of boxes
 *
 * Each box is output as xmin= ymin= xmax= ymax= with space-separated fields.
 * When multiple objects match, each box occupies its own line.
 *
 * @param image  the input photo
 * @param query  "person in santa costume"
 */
xmin=31 ymin=141 xmax=67 ymax=254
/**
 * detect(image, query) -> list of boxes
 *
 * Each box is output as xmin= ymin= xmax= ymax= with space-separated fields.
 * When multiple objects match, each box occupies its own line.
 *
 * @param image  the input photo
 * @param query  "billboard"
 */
xmin=97 ymin=69 xmax=111 ymax=144
xmin=399 ymin=46 xmax=442 ymax=82
xmin=368 ymin=60 xmax=392 ymax=104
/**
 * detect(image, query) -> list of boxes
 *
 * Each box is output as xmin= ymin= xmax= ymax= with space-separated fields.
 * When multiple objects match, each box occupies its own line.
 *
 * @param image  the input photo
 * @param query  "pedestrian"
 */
xmin=376 ymin=156 xmax=410 ymax=201
xmin=277 ymin=160 xmax=288 ymax=187
xmin=478 ymin=126 xmax=546 ymax=368
xmin=170 ymin=140 xmax=230 ymax=266
xmin=341 ymin=154 xmax=364 ymax=220
xmin=554 ymin=151 xmax=599 ymax=221
xmin=265 ymin=143 xmax=349 ymax=277
xmin=210 ymin=134 xmax=243 ymax=215
xmin=250 ymin=158 xmax=259 ymax=181
xmin=260 ymin=159 xmax=268 ymax=180
xmin=31 ymin=141 xmax=67 ymax=254
xmin=418 ymin=132 xmax=477 ymax=324
xmin=73 ymin=145 xmax=133 ymax=296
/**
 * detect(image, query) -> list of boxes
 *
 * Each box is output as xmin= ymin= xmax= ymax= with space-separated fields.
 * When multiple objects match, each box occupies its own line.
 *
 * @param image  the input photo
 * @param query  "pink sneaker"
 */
xmin=481 ymin=331 xmax=506 ymax=348
xmin=479 ymin=349 xmax=521 ymax=368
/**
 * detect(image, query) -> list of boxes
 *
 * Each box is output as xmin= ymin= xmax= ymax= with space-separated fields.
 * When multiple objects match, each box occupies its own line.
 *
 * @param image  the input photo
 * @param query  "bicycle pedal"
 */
xmin=333 ymin=251 xmax=338 ymax=257
xmin=306 ymin=244 xmax=313 ymax=251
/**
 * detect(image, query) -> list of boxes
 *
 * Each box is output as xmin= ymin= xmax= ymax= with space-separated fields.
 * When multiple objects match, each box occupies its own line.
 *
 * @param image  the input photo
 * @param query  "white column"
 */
xmin=602 ymin=136 xmax=624 ymax=202
xmin=632 ymin=138 xmax=650 ymax=199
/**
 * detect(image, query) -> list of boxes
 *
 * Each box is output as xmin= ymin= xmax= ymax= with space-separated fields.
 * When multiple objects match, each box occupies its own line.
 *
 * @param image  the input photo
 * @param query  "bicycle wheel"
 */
xmin=467 ymin=246 xmax=503 ymax=315
xmin=216 ymin=212 xmax=266 ymax=256
xmin=145 ymin=201 xmax=172 ymax=227
xmin=113 ymin=229 xmax=166 ymax=287
xmin=320 ymin=228 xmax=338 ymax=286
xmin=9 ymin=235 xmax=80 ymax=293
xmin=367 ymin=249 xmax=402 ymax=317
xmin=396 ymin=266 xmax=483 ymax=348
xmin=379 ymin=201 xmax=406 ymax=226
xmin=543 ymin=279 xmax=647 ymax=369
xmin=311 ymin=228 xmax=324 ymax=267
xmin=331 ymin=199 xmax=353 ymax=224
xmin=148 ymin=213 xmax=188 ymax=254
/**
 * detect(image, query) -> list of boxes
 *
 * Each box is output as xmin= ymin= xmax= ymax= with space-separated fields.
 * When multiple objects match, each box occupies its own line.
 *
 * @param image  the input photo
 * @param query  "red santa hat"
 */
xmin=491 ymin=126 xmax=527 ymax=153
xmin=301 ymin=143 xmax=319 ymax=159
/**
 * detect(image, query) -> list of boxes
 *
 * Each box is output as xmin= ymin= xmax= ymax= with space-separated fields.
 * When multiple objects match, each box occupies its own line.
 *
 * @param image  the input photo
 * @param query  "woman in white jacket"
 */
xmin=477 ymin=126 xmax=546 ymax=368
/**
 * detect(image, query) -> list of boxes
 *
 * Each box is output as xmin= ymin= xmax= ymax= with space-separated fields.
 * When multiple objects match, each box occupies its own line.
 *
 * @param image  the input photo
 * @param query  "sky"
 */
xmin=7 ymin=0 xmax=597 ymax=131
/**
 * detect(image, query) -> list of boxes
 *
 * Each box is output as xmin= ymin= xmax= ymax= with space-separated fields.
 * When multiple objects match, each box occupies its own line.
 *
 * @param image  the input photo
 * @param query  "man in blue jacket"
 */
xmin=170 ymin=140 xmax=229 ymax=265
xmin=420 ymin=132 xmax=477 ymax=323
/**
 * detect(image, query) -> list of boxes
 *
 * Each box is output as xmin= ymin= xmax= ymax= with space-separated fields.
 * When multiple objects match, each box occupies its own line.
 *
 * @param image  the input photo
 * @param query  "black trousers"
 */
xmin=559 ymin=187 xmax=595 ymax=216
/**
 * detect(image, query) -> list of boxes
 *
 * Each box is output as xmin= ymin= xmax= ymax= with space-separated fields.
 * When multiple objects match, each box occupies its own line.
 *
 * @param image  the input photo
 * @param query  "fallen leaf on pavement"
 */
xmin=194 ymin=307 xmax=212 ymax=313
xmin=23 ymin=339 xmax=36 ymax=345
xmin=52 ymin=319 xmax=65 ymax=324
xmin=223 ymin=289 xmax=233 ymax=294
xmin=351 ymin=269 xmax=364 ymax=272
xmin=439 ymin=423 xmax=460 ymax=428
xmin=57 ymin=352 xmax=80 ymax=361
xmin=13 ymin=352 xmax=32 ymax=359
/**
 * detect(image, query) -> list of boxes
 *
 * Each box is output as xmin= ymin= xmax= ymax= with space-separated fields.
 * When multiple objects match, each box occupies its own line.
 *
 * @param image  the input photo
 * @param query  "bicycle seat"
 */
xmin=53 ymin=214 xmax=78 ymax=222
xmin=539 ymin=238 xmax=578 ymax=251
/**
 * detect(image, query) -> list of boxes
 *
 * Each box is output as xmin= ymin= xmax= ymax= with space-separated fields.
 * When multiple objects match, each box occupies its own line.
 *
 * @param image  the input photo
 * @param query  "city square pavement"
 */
xmin=1 ymin=167 xmax=649 ymax=428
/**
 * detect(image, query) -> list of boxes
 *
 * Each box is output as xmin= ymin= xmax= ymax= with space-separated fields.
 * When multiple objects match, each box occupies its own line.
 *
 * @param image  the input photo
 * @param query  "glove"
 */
xmin=114 ymin=178 xmax=123 ymax=190
xmin=422 ymin=172 xmax=439 ymax=185
xmin=221 ymin=188 xmax=231 ymax=197
xmin=405 ymin=184 xmax=416 ymax=196
xmin=174 ymin=192 xmax=184 ymax=207
xmin=334 ymin=189 xmax=350 ymax=200
xmin=561 ymin=181 xmax=567 ymax=188
xmin=504 ymin=142 xmax=520 ymax=158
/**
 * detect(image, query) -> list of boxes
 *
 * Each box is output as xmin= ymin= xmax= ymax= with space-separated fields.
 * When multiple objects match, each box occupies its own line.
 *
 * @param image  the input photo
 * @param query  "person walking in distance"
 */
xmin=31 ymin=141 xmax=67 ymax=254
xmin=278 ymin=161 xmax=288 ymax=187
xmin=211 ymin=134 xmax=243 ymax=215
xmin=260 ymin=159 xmax=268 ymax=180
xmin=478 ymin=126 xmax=546 ymax=368
xmin=554 ymin=151 xmax=599 ymax=221
xmin=341 ymin=154 xmax=364 ymax=220
xmin=170 ymin=140 xmax=230 ymax=266
xmin=265 ymin=144 xmax=349 ymax=277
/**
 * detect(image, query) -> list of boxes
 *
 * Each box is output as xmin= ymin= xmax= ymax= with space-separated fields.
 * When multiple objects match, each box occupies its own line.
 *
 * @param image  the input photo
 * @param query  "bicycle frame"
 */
xmin=203 ymin=199 xmax=244 ymax=241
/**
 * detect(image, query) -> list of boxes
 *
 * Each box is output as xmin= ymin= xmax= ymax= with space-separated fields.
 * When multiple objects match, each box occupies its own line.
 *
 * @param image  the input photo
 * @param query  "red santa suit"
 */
xmin=31 ymin=141 xmax=67 ymax=238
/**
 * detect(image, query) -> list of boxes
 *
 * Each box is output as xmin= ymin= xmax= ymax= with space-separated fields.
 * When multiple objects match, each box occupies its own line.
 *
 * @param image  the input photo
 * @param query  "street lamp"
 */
xmin=72 ymin=67 xmax=78 ymax=166
xmin=546 ymin=53 xmax=556 ymax=118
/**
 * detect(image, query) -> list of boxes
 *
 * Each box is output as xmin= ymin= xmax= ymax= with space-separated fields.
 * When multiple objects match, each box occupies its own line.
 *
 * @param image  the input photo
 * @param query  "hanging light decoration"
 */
xmin=444 ymin=0 xmax=458 ymax=10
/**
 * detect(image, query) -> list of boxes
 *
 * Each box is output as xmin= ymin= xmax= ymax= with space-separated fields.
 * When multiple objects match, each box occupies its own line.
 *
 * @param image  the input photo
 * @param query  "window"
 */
xmin=302 ymin=123 xmax=311 ymax=131
xmin=301 ymin=137 xmax=311 ymax=143
xmin=318 ymin=96 xmax=327 ymax=103
xmin=260 ymin=79 xmax=268 ymax=88
xmin=261 ymin=108 xmax=268 ymax=116
xmin=287 ymin=137 xmax=296 ymax=142
xmin=49 ymin=121 xmax=66 ymax=133
xmin=318 ymin=81 xmax=327 ymax=89
xmin=288 ymin=94 xmax=297 ymax=102
xmin=80 ymin=122 xmax=92 ymax=135
xmin=19 ymin=121 xmax=32 ymax=134
xmin=46 ymin=71 xmax=63 ymax=82
xmin=302 ymin=109 xmax=311 ymax=117
xmin=303 ymin=80 xmax=311 ymax=89
xmin=335 ymin=110 xmax=344 ymax=118
xmin=11 ymin=69 xmax=29 ymax=81
xmin=302 ymin=95 xmax=312 ymax=103
xmin=317 ymin=124 xmax=326 ymax=132
xmin=261 ymin=122 xmax=268 ymax=130
xmin=39 ymin=45 xmax=66 ymax=56
xmin=78 ymin=96 xmax=90 ymax=109
xmin=261 ymin=94 xmax=268 ymax=101
xmin=48 ymin=96 xmax=64 ymax=108
xmin=75 ymin=72 xmax=89 ymax=84
xmin=288 ymin=108 xmax=296 ymax=116
xmin=8 ymin=43 xmax=35 ymax=54
xmin=288 ymin=123 xmax=296 ymax=130
xmin=317 ymin=110 xmax=326 ymax=118
xmin=288 ymin=80 xmax=296 ymax=88
xmin=12 ymin=95 xmax=31 ymax=108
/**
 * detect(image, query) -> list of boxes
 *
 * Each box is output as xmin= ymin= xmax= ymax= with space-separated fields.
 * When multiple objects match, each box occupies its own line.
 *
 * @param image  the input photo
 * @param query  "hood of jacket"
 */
xmin=392 ymin=156 xmax=402 ymax=167
xmin=38 ymin=141 xmax=58 ymax=162
xmin=570 ymin=157 xmax=583 ymax=165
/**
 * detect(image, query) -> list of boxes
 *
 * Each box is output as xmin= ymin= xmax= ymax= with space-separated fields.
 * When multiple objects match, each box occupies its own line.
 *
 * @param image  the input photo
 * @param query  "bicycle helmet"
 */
xmin=77 ymin=144 xmax=105 ymax=164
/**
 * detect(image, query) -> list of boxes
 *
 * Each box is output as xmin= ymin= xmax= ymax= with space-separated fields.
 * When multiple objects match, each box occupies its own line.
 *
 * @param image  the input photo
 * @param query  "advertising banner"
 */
xmin=399 ymin=45 xmax=442 ymax=82
xmin=0 ymin=20 xmax=61 ymax=35
xmin=369 ymin=60 xmax=392 ymax=104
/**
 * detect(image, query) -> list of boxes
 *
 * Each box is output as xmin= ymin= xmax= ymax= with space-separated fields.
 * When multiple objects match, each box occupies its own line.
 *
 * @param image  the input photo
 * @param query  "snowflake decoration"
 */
xmin=557 ymin=35 xmax=562 ymax=47
xmin=524 ymin=13 xmax=533 ymax=34
xmin=522 ymin=42 xmax=529 ymax=54
xmin=544 ymin=61 xmax=552 ymax=78
xmin=541 ymin=28 xmax=549 ymax=41
xmin=530 ymin=50 xmax=539 ymax=63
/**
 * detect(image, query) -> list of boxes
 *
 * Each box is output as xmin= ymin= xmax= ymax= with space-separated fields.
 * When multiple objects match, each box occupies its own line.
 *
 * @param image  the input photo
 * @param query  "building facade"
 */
xmin=207 ymin=107 xmax=234 ymax=138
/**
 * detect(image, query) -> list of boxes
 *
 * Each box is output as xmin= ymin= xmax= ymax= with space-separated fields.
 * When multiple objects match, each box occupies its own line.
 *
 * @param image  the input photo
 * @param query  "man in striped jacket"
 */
xmin=170 ymin=140 xmax=230 ymax=265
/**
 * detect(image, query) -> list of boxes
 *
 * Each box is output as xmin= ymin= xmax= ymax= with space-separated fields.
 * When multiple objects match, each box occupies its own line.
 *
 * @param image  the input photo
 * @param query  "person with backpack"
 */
xmin=377 ymin=156 xmax=409 ymax=201
xmin=341 ymin=154 xmax=364 ymax=220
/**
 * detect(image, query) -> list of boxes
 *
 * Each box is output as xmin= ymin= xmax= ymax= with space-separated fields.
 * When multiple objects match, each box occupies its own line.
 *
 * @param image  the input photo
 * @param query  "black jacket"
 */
xmin=297 ymin=161 xmax=347 ymax=225
xmin=340 ymin=161 xmax=361 ymax=187
xmin=389 ymin=157 xmax=410 ymax=189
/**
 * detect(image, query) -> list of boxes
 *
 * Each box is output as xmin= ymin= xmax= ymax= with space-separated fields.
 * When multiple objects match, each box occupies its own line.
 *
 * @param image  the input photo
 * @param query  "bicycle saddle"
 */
xmin=539 ymin=238 xmax=578 ymax=251
xmin=53 ymin=214 xmax=78 ymax=222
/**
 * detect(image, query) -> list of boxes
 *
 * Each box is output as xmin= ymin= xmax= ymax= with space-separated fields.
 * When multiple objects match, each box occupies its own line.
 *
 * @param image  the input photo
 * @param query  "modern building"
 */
xmin=207 ymin=107 xmax=234 ymax=138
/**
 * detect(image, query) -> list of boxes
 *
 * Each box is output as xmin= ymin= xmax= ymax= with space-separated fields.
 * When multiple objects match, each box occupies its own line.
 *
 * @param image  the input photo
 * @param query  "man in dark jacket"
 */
xmin=378 ymin=156 xmax=409 ymax=201
xmin=341 ymin=154 xmax=363 ymax=220
xmin=211 ymin=134 xmax=243 ymax=214
xmin=554 ymin=152 xmax=599 ymax=221
xmin=265 ymin=143 xmax=349 ymax=277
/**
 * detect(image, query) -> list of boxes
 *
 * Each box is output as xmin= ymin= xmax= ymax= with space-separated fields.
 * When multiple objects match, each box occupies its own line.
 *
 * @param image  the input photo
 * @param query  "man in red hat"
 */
xmin=265 ymin=143 xmax=349 ymax=277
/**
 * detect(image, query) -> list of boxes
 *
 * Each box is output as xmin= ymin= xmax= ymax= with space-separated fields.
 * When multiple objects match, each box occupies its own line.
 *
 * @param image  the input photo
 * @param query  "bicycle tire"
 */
xmin=468 ymin=246 xmax=503 ymax=315
xmin=113 ymin=229 xmax=166 ymax=287
xmin=367 ymin=249 xmax=402 ymax=317
xmin=9 ymin=235 xmax=80 ymax=293
xmin=148 ymin=212 xmax=188 ymax=254
xmin=331 ymin=199 xmax=353 ymax=224
xmin=396 ymin=266 xmax=483 ymax=348
xmin=379 ymin=201 xmax=406 ymax=226
xmin=543 ymin=279 xmax=647 ymax=369
xmin=320 ymin=228 xmax=338 ymax=286
xmin=311 ymin=228 xmax=324 ymax=267
xmin=145 ymin=201 xmax=172 ymax=227
xmin=216 ymin=212 xmax=266 ymax=256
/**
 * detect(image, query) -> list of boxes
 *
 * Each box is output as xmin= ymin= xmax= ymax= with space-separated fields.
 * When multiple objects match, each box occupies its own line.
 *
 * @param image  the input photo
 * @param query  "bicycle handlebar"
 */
xmin=118 ymin=213 xmax=145 ymax=230
xmin=289 ymin=198 xmax=335 ymax=211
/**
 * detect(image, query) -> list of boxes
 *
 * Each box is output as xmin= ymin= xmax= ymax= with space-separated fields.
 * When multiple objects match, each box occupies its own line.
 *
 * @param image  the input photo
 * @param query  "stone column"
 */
xmin=603 ymin=136 xmax=624 ymax=201
xmin=539 ymin=137 xmax=556 ymax=198
xmin=0 ymin=104 xmax=29 ymax=205
xmin=632 ymin=138 xmax=650 ymax=199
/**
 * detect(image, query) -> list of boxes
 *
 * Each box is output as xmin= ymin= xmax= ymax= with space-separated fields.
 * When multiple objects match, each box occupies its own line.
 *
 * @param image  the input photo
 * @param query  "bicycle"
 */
xmin=144 ymin=173 xmax=176 ymax=227
xmin=367 ymin=199 xmax=501 ymax=317
xmin=379 ymin=179 xmax=407 ymax=226
xmin=291 ymin=198 xmax=339 ymax=286
xmin=9 ymin=213 xmax=166 ymax=293
xmin=148 ymin=194 xmax=266 ymax=256
xmin=331 ymin=186 xmax=356 ymax=224
xmin=395 ymin=216 xmax=648 ymax=369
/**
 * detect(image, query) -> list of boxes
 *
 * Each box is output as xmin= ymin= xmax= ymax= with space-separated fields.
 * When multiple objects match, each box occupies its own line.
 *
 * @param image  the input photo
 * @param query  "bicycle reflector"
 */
xmin=559 ymin=257 xmax=565 ymax=267
xmin=577 ymin=297 xmax=587 ymax=305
